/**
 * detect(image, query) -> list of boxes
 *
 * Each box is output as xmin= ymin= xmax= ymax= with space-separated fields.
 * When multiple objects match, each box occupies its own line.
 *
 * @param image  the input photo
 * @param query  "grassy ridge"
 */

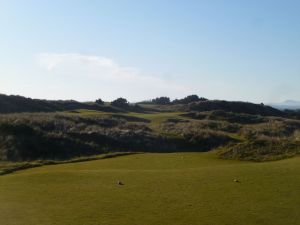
xmin=0 ymin=152 xmax=299 ymax=225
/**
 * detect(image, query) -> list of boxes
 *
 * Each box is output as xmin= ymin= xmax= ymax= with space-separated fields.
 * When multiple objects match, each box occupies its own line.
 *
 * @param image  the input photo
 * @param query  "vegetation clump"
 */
xmin=151 ymin=97 xmax=171 ymax=105
xmin=173 ymin=95 xmax=207 ymax=104
xmin=218 ymin=139 xmax=300 ymax=161
xmin=95 ymin=98 xmax=104 ymax=105
xmin=111 ymin=98 xmax=129 ymax=108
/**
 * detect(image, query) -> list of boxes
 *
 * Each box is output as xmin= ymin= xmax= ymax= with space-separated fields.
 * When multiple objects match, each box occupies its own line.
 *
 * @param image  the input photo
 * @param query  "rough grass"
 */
xmin=218 ymin=140 xmax=300 ymax=161
xmin=0 ymin=152 xmax=299 ymax=225
xmin=0 ymin=110 xmax=299 ymax=162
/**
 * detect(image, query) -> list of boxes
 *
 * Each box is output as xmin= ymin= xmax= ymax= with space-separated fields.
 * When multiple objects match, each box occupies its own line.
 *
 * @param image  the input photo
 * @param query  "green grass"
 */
xmin=65 ymin=109 xmax=111 ymax=116
xmin=0 ymin=152 xmax=299 ymax=225
xmin=127 ymin=111 xmax=183 ymax=123
xmin=67 ymin=110 xmax=186 ymax=132
xmin=67 ymin=109 xmax=184 ymax=123
xmin=127 ymin=112 xmax=185 ymax=131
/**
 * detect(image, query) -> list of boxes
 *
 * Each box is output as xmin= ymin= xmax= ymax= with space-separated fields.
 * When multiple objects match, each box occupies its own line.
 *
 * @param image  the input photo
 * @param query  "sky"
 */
xmin=0 ymin=0 xmax=299 ymax=103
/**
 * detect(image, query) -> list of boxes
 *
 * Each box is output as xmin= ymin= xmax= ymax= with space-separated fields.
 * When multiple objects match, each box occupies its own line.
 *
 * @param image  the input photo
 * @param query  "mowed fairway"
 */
xmin=0 ymin=152 xmax=299 ymax=225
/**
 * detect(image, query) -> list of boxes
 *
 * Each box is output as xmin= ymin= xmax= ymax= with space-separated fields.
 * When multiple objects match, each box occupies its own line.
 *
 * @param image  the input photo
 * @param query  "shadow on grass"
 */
xmin=0 ymin=152 xmax=138 ymax=176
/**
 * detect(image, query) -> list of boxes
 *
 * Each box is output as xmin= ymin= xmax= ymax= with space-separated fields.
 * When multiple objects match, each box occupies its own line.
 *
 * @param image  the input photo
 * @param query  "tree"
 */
xmin=199 ymin=97 xmax=208 ymax=101
xmin=111 ymin=98 xmax=129 ymax=108
xmin=184 ymin=95 xmax=200 ymax=103
xmin=151 ymin=97 xmax=171 ymax=105
xmin=95 ymin=98 xmax=104 ymax=105
xmin=172 ymin=95 xmax=207 ymax=104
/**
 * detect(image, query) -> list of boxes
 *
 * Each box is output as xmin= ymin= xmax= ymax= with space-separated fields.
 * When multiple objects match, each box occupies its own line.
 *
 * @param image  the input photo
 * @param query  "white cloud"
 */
xmin=36 ymin=53 xmax=193 ymax=101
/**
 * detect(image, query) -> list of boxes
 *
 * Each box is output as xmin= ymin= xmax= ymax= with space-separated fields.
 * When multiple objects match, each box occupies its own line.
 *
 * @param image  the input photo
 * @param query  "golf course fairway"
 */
xmin=0 ymin=152 xmax=299 ymax=225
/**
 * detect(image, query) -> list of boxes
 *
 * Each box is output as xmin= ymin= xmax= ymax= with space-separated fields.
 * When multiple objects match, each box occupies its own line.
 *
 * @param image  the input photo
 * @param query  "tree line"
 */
xmin=95 ymin=95 xmax=208 ymax=107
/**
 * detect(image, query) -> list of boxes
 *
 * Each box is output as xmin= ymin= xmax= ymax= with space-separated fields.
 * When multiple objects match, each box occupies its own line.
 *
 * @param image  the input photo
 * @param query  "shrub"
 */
xmin=173 ymin=95 xmax=207 ymax=104
xmin=95 ymin=99 xmax=104 ymax=105
xmin=151 ymin=97 xmax=171 ymax=105
xmin=218 ymin=139 xmax=300 ymax=161
xmin=111 ymin=98 xmax=129 ymax=108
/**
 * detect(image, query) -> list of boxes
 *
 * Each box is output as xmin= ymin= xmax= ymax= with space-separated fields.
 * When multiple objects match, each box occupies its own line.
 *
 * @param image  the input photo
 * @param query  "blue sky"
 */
xmin=0 ymin=0 xmax=299 ymax=103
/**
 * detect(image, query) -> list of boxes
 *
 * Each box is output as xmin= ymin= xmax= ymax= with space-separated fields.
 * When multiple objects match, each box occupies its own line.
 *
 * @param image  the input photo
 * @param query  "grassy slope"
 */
xmin=70 ymin=109 xmax=183 ymax=123
xmin=0 ymin=152 xmax=299 ymax=225
xmin=68 ymin=109 xmax=186 ymax=131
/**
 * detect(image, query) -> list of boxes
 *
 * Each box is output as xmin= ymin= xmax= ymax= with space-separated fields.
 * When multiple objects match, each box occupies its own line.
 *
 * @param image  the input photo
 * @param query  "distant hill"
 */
xmin=0 ymin=94 xmax=121 ymax=113
xmin=0 ymin=93 xmax=286 ymax=117
xmin=270 ymin=100 xmax=300 ymax=110
xmin=185 ymin=100 xmax=284 ymax=117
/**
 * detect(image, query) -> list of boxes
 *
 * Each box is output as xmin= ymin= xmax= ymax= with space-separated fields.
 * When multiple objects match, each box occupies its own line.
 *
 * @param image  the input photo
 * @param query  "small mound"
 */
xmin=218 ymin=139 xmax=300 ymax=161
xmin=186 ymin=100 xmax=284 ymax=117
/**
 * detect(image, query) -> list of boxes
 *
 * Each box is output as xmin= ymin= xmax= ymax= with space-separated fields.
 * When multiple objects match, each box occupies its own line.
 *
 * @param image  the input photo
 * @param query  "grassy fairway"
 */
xmin=0 ymin=152 xmax=299 ymax=225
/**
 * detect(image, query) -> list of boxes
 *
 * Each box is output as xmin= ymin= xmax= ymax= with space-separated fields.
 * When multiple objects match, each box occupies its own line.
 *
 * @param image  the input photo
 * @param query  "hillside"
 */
xmin=186 ymin=100 xmax=285 ymax=116
xmin=0 ymin=109 xmax=299 ymax=165
xmin=0 ymin=94 xmax=286 ymax=116
xmin=0 ymin=99 xmax=299 ymax=224
xmin=0 ymin=94 xmax=121 ymax=113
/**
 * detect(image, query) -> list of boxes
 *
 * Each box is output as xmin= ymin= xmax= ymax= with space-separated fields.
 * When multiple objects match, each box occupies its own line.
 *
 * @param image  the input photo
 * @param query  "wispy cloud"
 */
xmin=36 ymin=53 xmax=192 ymax=101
